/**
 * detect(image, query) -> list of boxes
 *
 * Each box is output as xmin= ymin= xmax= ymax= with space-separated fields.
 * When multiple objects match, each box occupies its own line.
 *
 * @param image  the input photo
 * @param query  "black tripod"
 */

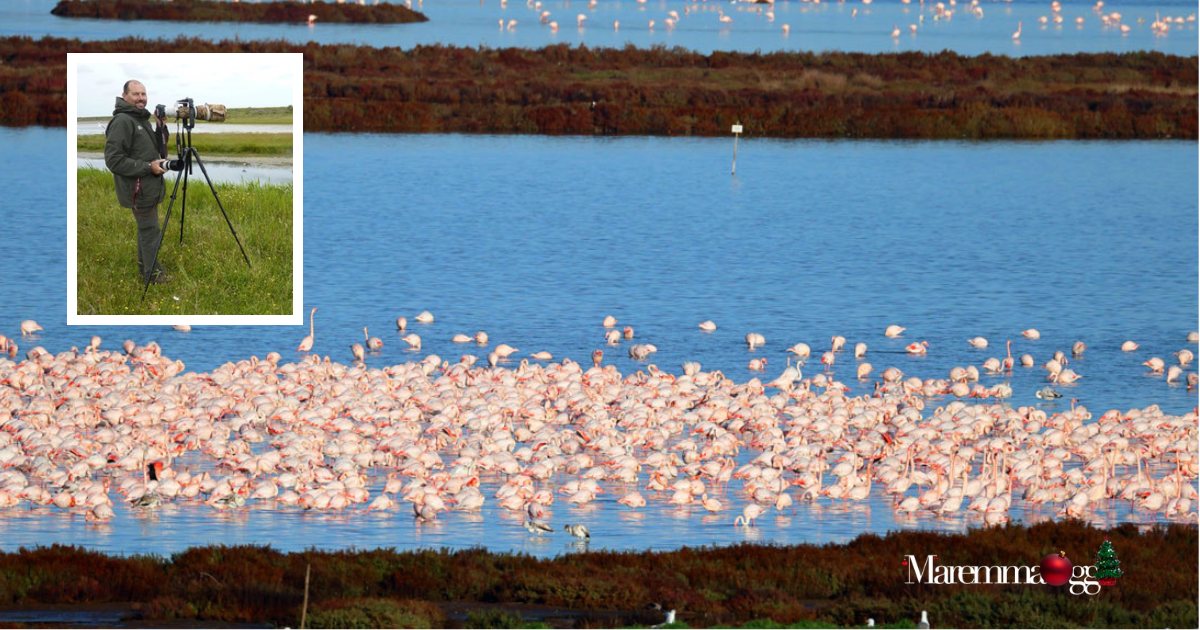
xmin=142 ymin=102 xmax=251 ymax=300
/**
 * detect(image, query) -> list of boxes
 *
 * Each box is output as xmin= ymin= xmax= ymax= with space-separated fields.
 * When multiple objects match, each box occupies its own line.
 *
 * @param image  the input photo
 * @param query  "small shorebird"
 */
xmin=564 ymin=523 xmax=590 ymax=539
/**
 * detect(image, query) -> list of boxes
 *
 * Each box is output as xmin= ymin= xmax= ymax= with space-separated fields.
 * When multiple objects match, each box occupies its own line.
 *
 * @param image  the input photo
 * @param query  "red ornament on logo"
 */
xmin=1041 ymin=550 xmax=1073 ymax=587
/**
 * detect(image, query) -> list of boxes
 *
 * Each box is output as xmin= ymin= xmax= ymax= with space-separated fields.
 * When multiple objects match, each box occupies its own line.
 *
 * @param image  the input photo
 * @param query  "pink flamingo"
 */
xmin=296 ymin=307 xmax=316 ymax=352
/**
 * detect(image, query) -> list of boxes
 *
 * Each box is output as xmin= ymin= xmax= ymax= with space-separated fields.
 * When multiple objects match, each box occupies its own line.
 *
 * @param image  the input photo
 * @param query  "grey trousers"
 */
xmin=131 ymin=204 xmax=163 ymax=279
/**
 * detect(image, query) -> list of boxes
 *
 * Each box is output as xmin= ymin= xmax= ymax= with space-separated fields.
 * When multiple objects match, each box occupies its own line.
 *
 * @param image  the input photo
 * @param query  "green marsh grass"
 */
xmin=219 ymin=106 xmax=294 ymax=124
xmin=77 ymin=132 xmax=292 ymax=157
xmin=76 ymin=167 xmax=292 ymax=315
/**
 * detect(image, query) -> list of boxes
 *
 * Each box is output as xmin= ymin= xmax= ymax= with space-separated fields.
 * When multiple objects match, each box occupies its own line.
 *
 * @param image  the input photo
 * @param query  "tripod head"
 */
xmin=175 ymin=97 xmax=198 ymax=130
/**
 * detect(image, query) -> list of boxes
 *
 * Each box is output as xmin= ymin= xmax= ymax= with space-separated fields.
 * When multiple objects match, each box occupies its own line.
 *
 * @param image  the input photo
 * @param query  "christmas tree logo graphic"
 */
xmin=1094 ymin=539 xmax=1123 ymax=587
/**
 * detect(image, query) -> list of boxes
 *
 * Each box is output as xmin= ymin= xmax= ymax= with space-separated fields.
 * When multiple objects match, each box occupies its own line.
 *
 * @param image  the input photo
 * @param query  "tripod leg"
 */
xmin=179 ymin=152 xmax=190 ymax=244
xmin=142 ymin=166 xmax=186 ymax=301
xmin=190 ymin=150 xmax=252 ymax=268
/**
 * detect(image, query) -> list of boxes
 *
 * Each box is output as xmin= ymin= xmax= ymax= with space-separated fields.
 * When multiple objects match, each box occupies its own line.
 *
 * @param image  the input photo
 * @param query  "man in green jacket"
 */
xmin=104 ymin=79 xmax=170 ymax=284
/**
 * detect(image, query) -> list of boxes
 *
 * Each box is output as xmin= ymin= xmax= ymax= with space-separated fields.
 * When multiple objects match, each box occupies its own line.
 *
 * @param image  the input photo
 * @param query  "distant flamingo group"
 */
xmin=489 ymin=0 xmax=1193 ymax=43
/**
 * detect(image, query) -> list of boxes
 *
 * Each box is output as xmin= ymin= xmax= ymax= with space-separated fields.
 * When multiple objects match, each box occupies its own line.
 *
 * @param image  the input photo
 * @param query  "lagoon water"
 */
xmin=4 ymin=0 xmax=1197 ymax=57
xmin=3 ymin=125 xmax=1197 ymax=555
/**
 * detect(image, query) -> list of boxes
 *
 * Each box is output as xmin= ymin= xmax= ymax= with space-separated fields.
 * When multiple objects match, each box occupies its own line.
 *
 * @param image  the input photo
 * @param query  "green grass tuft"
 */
xmin=77 ymin=132 xmax=292 ymax=157
xmin=76 ymin=167 xmax=293 ymax=315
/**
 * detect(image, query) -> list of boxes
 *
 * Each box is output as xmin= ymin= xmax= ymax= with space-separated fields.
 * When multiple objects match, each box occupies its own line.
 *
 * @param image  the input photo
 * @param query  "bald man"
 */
xmin=104 ymin=79 xmax=170 ymax=284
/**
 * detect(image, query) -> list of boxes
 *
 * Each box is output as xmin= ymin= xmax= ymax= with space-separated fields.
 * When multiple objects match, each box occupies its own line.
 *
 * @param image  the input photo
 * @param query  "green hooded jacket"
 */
xmin=104 ymin=97 xmax=165 ymax=209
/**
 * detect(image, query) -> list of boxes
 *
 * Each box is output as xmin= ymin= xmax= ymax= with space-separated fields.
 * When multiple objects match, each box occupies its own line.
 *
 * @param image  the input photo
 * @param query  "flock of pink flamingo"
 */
xmin=488 ymin=0 xmax=1194 ymax=41
xmin=0 ymin=316 xmax=1194 ymax=537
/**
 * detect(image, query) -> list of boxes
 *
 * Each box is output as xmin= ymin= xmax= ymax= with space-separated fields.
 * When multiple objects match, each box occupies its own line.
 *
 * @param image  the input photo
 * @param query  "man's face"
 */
xmin=123 ymin=82 xmax=147 ymax=109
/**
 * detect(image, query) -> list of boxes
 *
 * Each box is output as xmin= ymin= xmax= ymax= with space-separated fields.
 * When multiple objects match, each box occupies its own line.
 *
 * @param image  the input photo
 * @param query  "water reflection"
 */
xmin=78 ymin=158 xmax=292 ymax=185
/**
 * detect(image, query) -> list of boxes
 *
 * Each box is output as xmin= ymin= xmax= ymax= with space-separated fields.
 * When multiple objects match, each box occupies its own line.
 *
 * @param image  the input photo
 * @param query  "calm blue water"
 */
xmin=3 ymin=127 xmax=1197 ymax=555
xmin=4 ymin=0 xmax=1197 ymax=56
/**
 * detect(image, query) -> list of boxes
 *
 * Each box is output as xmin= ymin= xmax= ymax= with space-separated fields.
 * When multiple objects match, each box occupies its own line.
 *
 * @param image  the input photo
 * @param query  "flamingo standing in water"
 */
xmin=1012 ymin=21 xmax=1022 ymax=40
xmin=564 ymin=523 xmax=590 ymax=539
xmin=364 ymin=327 xmax=383 ymax=351
xmin=297 ymin=307 xmax=317 ymax=352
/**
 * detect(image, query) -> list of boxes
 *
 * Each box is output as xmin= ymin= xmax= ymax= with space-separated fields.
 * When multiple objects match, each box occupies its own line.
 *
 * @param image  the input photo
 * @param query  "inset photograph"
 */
xmin=67 ymin=52 xmax=302 ymax=323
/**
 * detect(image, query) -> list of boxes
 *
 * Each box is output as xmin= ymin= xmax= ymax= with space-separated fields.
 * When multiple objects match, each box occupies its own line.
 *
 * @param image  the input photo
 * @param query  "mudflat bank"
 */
xmin=49 ymin=0 xmax=427 ymax=24
xmin=0 ymin=522 xmax=1194 ymax=628
xmin=1 ymin=36 xmax=1195 ymax=139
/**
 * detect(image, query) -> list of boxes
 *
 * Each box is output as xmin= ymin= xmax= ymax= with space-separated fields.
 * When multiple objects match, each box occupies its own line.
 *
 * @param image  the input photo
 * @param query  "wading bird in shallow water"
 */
xmin=734 ymin=503 xmax=765 ymax=527
xmin=564 ymin=523 xmax=590 ymax=539
xmin=1121 ymin=340 xmax=1139 ymax=352
xmin=1012 ymin=21 xmax=1022 ymax=40
xmin=297 ymin=307 xmax=317 ymax=352
xmin=885 ymin=324 xmax=905 ymax=337
xmin=906 ymin=340 xmax=929 ymax=355
xmin=1036 ymin=386 xmax=1062 ymax=399
xmin=364 ymin=327 xmax=382 ymax=351
xmin=20 ymin=320 xmax=42 ymax=336
xmin=698 ymin=320 xmax=717 ymax=332
xmin=524 ymin=519 xmax=553 ymax=535
xmin=787 ymin=342 xmax=811 ymax=360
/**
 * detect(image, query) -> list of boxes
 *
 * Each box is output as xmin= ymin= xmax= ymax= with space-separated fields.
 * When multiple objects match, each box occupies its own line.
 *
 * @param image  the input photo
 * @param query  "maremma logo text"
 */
xmin=904 ymin=541 xmax=1125 ymax=597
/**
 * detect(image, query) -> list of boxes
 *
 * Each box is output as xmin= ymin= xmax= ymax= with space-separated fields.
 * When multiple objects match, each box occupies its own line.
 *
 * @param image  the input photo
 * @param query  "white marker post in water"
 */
xmin=731 ymin=122 xmax=743 ymax=175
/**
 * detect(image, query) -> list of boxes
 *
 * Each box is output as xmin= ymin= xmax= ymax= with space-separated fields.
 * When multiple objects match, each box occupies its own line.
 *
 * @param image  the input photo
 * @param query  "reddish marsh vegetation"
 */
xmin=0 ymin=36 xmax=1195 ymax=138
xmin=0 ymin=521 xmax=1194 ymax=628
xmin=50 ymin=0 xmax=428 ymax=24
